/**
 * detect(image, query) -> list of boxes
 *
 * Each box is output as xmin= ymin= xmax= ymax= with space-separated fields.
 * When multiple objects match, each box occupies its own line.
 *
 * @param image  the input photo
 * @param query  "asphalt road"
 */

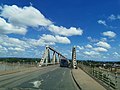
xmin=0 ymin=65 xmax=79 ymax=90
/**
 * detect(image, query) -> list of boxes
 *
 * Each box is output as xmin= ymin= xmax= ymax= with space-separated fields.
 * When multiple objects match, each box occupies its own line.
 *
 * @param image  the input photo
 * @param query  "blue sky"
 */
xmin=0 ymin=0 xmax=120 ymax=61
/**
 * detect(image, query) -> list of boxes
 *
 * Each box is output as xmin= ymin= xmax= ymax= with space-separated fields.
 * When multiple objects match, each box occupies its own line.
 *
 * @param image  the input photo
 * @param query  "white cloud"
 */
xmin=0 ymin=45 xmax=8 ymax=52
xmin=98 ymin=20 xmax=107 ymax=26
xmin=0 ymin=5 xmax=84 ymax=37
xmin=76 ymin=50 xmax=80 ymax=53
xmin=108 ymin=14 xmax=116 ymax=20
xmin=101 ymin=38 xmax=107 ymax=42
xmin=113 ymin=52 xmax=119 ymax=55
xmin=96 ymin=41 xmax=111 ymax=49
xmin=26 ymin=34 xmax=71 ymax=46
xmin=0 ymin=34 xmax=70 ymax=52
xmin=8 ymin=47 xmax=25 ymax=52
xmin=0 ymin=35 xmax=31 ymax=49
xmin=102 ymin=31 xmax=116 ymax=38
xmin=93 ymin=47 xmax=108 ymax=52
xmin=55 ymin=35 xmax=71 ymax=44
xmin=38 ymin=34 xmax=71 ymax=44
xmin=77 ymin=45 xmax=84 ymax=50
xmin=84 ymin=43 xmax=108 ymax=52
xmin=84 ymin=44 xmax=108 ymax=53
xmin=117 ymin=15 xmax=120 ymax=19
xmin=87 ymin=37 xmax=98 ymax=42
xmin=108 ymin=14 xmax=120 ymax=20
xmin=113 ymin=52 xmax=120 ymax=58
xmin=48 ymin=25 xmax=83 ymax=36
xmin=0 ymin=34 xmax=70 ymax=50
xmin=40 ymin=34 xmax=57 ymax=42
xmin=0 ymin=5 xmax=52 ymax=27
xmin=0 ymin=17 xmax=27 ymax=35
xmin=85 ymin=44 xmax=93 ymax=49
xmin=83 ymin=51 xmax=100 ymax=56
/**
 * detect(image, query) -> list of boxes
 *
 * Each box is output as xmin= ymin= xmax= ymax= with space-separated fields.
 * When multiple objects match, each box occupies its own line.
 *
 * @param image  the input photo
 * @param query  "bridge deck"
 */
xmin=0 ymin=66 xmax=79 ymax=90
xmin=72 ymin=68 xmax=106 ymax=90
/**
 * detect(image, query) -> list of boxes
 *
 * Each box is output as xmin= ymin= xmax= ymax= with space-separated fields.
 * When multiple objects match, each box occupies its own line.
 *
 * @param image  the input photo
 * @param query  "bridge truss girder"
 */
xmin=39 ymin=45 xmax=67 ymax=66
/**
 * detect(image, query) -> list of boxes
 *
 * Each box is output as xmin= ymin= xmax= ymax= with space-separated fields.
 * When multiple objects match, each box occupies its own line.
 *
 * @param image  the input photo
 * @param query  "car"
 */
xmin=60 ymin=59 xmax=69 ymax=67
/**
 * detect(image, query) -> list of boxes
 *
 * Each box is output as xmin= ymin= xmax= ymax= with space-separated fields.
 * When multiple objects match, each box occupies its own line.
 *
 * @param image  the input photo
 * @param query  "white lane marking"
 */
xmin=30 ymin=80 xmax=43 ymax=88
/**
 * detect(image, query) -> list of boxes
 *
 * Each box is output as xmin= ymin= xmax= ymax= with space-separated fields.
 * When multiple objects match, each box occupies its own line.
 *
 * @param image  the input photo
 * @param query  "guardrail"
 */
xmin=78 ymin=64 xmax=119 ymax=90
xmin=92 ymin=69 xmax=118 ymax=90
xmin=0 ymin=62 xmax=37 ymax=71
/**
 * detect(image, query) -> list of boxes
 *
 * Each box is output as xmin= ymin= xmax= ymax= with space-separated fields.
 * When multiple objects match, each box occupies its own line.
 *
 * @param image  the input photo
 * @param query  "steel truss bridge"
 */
xmin=39 ymin=45 xmax=77 ymax=68
xmin=0 ymin=46 xmax=109 ymax=90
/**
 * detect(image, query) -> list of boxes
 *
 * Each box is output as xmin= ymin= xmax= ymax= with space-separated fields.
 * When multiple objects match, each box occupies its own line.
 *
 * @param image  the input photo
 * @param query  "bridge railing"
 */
xmin=92 ymin=69 xmax=117 ymax=90
xmin=78 ymin=63 xmax=119 ymax=90
xmin=0 ymin=62 xmax=37 ymax=71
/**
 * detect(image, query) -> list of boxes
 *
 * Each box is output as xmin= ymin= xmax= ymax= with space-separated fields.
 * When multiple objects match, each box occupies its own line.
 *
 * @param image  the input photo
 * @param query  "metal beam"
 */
xmin=48 ymin=46 xmax=67 ymax=59
xmin=39 ymin=45 xmax=67 ymax=66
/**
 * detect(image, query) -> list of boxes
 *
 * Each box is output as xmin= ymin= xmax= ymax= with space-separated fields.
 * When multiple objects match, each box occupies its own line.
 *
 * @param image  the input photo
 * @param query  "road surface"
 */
xmin=0 ymin=65 xmax=79 ymax=90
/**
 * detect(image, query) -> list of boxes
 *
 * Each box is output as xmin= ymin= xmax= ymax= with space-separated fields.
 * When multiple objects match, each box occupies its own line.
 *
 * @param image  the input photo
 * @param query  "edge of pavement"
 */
xmin=0 ymin=65 xmax=58 ymax=76
xmin=71 ymin=69 xmax=82 ymax=90
xmin=71 ymin=67 xmax=107 ymax=90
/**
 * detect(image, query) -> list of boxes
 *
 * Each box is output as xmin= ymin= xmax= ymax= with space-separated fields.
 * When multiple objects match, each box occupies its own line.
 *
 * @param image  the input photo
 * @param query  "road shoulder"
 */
xmin=71 ymin=68 xmax=106 ymax=90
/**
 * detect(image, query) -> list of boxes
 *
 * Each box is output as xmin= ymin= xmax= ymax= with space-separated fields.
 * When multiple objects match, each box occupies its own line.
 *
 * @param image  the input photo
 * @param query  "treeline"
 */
xmin=0 ymin=58 xmax=41 ymax=63
xmin=77 ymin=60 xmax=120 ymax=64
xmin=77 ymin=60 xmax=120 ymax=68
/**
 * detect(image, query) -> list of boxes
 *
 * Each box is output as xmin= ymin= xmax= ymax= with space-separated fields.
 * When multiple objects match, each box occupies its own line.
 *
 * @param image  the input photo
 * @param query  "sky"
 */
xmin=0 ymin=0 xmax=120 ymax=61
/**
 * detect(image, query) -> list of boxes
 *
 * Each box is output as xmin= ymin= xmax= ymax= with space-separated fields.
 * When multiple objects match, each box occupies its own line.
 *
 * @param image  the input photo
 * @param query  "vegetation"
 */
xmin=0 ymin=58 xmax=41 ymax=63
xmin=77 ymin=60 xmax=120 ymax=68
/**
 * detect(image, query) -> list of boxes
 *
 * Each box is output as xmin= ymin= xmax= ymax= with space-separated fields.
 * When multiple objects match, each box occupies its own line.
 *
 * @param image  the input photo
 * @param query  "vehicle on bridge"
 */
xmin=60 ymin=59 xmax=69 ymax=67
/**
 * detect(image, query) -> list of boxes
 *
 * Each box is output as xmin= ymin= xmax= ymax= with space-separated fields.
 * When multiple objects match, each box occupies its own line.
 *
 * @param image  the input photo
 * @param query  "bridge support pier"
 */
xmin=52 ymin=51 xmax=56 ymax=64
xmin=57 ymin=54 xmax=60 ymax=64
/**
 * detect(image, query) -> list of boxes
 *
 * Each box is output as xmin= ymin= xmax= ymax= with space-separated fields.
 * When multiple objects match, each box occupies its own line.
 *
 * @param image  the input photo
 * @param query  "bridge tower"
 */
xmin=72 ymin=46 xmax=77 ymax=69
xmin=39 ymin=45 xmax=50 ymax=66
xmin=45 ymin=45 xmax=50 ymax=64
